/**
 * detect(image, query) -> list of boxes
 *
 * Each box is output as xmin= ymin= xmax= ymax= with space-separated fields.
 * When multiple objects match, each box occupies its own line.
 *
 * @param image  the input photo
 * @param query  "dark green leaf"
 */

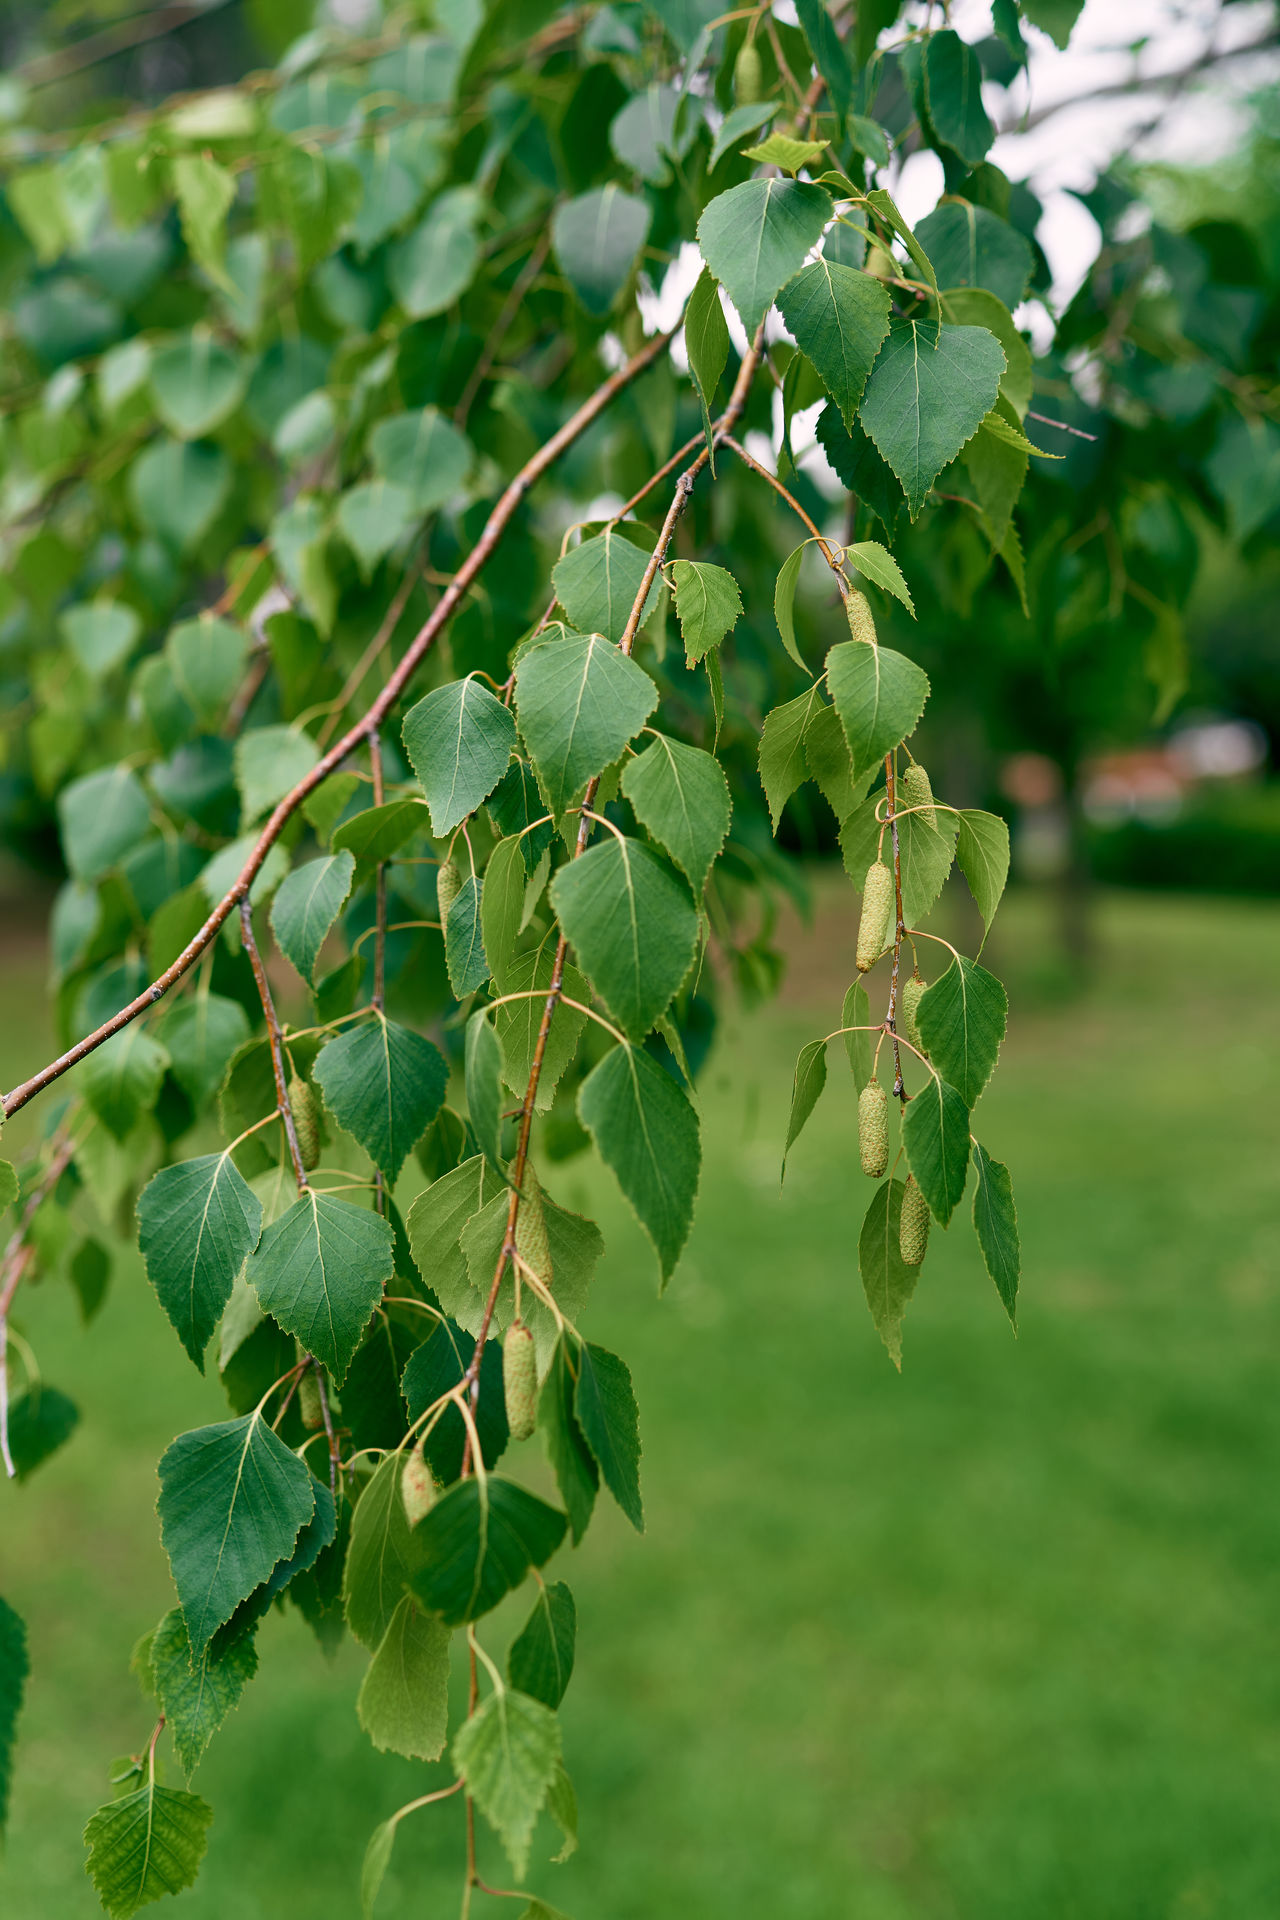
xmin=313 ymin=1016 xmax=448 ymax=1182
xmin=0 ymin=1596 xmax=27 ymax=1837
xmin=552 ymin=529 xmax=657 ymax=646
xmin=508 ymin=1581 xmax=576 ymax=1710
xmin=401 ymin=1317 xmax=509 ymax=1484
xmin=161 ymin=994 xmax=250 ymax=1106
xmin=331 ymin=800 xmax=430 ymax=868
xmin=368 ymin=405 xmax=472 ymax=513
xmin=668 ymin=558 xmax=741 ymax=662
xmin=621 ymin=734 xmax=730 ymax=897
xmin=697 ymin=178 xmax=833 ymax=337
xmin=845 ymin=543 xmax=914 ymax=614
xmin=464 ymin=1012 xmax=505 ymax=1172
xmin=550 ymin=835 xmax=698 ymax=1040
xmin=793 ymin=0 xmax=853 ymax=120
xmin=402 ymin=677 xmax=516 ymax=836
xmin=480 ymin=836 xmax=526 ymax=990
xmin=776 ymin=260 xmax=890 ymax=430
xmin=539 ymin=1337 xmax=598 ymax=1543
xmin=858 ymin=1178 xmax=919 ymax=1370
xmin=343 ymin=1451 xmax=418 ymax=1650
xmin=58 ymin=766 xmax=151 ymax=881
xmin=971 ymin=1141 xmax=1020 ymax=1327
xmin=826 ymin=640 xmax=930 ymax=777
xmin=918 ymin=201 xmax=1032 ymax=311
xmin=578 ymin=1041 xmax=700 ymax=1282
xmin=445 ymin=872 xmax=489 ymax=997
xmin=772 ymin=542 xmax=808 ymax=670
xmin=150 ymin=1608 xmax=257 ymax=1777
xmin=83 ymin=1781 xmax=213 ymax=1919
xmin=915 ymin=958 xmax=1007 ymax=1108
xmin=409 ymin=1476 xmax=567 ymax=1625
xmin=574 ymin=1343 xmax=643 ymax=1531
xmin=387 ymin=185 xmax=482 ymax=317
xmin=244 ymin=1192 xmax=394 ymax=1383
xmin=923 ymin=30 xmax=994 ymax=165
xmin=80 ymin=1027 xmax=169 ymax=1141
xmin=859 ymin=318 xmax=1006 ymax=518
xmin=552 ymin=184 xmax=651 ymax=316
xmin=137 ymin=1153 xmax=263 ymax=1370
xmin=758 ymin=681 xmax=825 ymax=830
xmin=515 ymin=630 xmax=657 ymax=813
xmin=841 ymin=980 xmax=875 ymax=1090
xmin=901 ymin=1076 xmax=971 ymax=1225
xmin=684 ymin=266 xmax=729 ymax=452
xmin=782 ymin=1038 xmax=827 ymax=1179
xmin=6 ymin=1384 xmax=79 ymax=1481
xmin=955 ymin=809 xmax=1010 ymax=948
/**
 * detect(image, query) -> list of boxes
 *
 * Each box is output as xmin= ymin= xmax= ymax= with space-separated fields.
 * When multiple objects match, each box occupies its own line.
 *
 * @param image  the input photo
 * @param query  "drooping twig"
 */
xmin=883 ymin=755 xmax=906 ymax=1103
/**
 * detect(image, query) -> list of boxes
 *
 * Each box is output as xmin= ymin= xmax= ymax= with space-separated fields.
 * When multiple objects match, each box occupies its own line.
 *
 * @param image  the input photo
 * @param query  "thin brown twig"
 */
xmin=239 ymin=898 xmax=309 ymax=1190
xmin=884 ymin=755 xmax=906 ymax=1103
xmin=315 ymin=560 xmax=423 ymax=751
xmin=20 ymin=0 xmax=235 ymax=87
xmin=4 ymin=327 xmax=675 ymax=1121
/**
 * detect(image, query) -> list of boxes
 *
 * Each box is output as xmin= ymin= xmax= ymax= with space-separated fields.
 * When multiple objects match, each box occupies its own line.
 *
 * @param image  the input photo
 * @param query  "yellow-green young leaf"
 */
xmin=161 ymin=993 xmax=250 ymax=1105
xmin=158 ymin=1412 xmax=316 ymax=1655
xmin=402 ymin=675 xmax=516 ymax=837
xmin=955 ymin=808 xmax=1010 ymax=948
xmin=550 ymin=835 xmax=698 ymax=1040
xmin=80 ymin=1027 xmax=169 ymax=1142
xmin=860 ymin=318 xmax=1006 ymax=519
xmin=368 ymin=405 xmax=472 ymax=512
xmin=741 ymin=133 xmax=827 ymax=172
xmin=453 ymin=1686 xmax=561 ymax=1881
xmin=83 ymin=1780 xmax=214 ymax=1919
xmin=0 ymin=1160 xmax=17 ymax=1214
xmin=136 ymin=1153 xmax=263 ymax=1371
xmin=758 ymin=681 xmax=825 ymax=830
xmin=150 ymin=333 xmax=246 ymax=440
xmin=508 ymin=1581 xmax=576 ymax=1710
xmin=552 ymin=183 xmax=650 ymax=316
xmin=845 ymin=542 xmax=915 ymax=614
xmin=270 ymin=850 xmax=356 ymax=983
xmin=149 ymin=1608 xmax=258 ymax=1778
xmin=313 ymin=1016 xmax=448 ymax=1182
xmin=621 ymin=733 xmax=731 ymax=896
xmin=826 ymin=639 xmax=930 ymax=778
xmin=923 ymin=29 xmax=994 ymax=166
xmin=776 ymin=260 xmax=890 ymax=430
xmin=972 ymin=1141 xmax=1020 ymax=1326
xmin=361 ymin=1814 xmax=398 ymax=1920
xmin=515 ymin=630 xmax=657 ymax=812
xmin=171 ymin=152 xmax=236 ymax=277
xmin=243 ymin=1192 xmax=394 ymax=1383
xmin=59 ymin=600 xmax=141 ymax=679
xmin=574 ymin=1342 xmax=643 ymax=1530
xmin=578 ymin=1041 xmax=700 ymax=1283
xmin=858 ymin=1177 xmax=920 ymax=1370
xmin=684 ymin=266 xmax=729 ymax=454
xmin=405 ymin=1154 xmax=503 ymax=1312
xmin=234 ymin=723 xmax=320 ymax=825
xmin=782 ymin=1037 xmax=827 ymax=1180
xmin=696 ymin=177 xmax=833 ymax=337
xmin=915 ymin=957 xmax=1007 ymax=1109
xmin=58 ymin=766 xmax=151 ymax=881
xmin=901 ymin=1076 xmax=971 ymax=1225
xmin=409 ymin=1477 xmax=567 ymax=1625
xmin=343 ymin=1452 xmax=419 ymax=1651
xmin=552 ymin=528 xmax=658 ymax=645
xmin=0 ymin=1596 xmax=28 ymax=1837
xmin=545 ymin=1763 xmax=578 ymax=1864
xmin=919 ymin=202 xmax=1032 ymax=312
xmin=356 ymin=1597 xmax=451 ymax=1760
xmin=668 ymin=557 xmax=741 ymax=662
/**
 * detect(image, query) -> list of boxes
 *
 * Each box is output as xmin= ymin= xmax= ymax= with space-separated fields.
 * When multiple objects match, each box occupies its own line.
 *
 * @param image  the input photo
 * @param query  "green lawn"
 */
xmin=4 ymin=886 xmax=1280 ymax=1919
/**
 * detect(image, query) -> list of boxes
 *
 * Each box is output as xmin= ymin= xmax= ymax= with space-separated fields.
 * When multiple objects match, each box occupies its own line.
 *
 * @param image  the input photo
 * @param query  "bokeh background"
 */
xmin=3 ymin=0 xmax=1280 ymax=1915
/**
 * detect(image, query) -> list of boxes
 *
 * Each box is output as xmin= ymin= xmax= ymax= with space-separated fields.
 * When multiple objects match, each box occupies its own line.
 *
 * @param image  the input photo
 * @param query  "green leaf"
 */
xmin=793 ymin=0 xmax=853 ymax=120
xmin=331 ymin=800 xmax=430 ymax=869
xmin=453 ymin=1686 xmax=560 ymax=1881
xmin=80 ymin=1027 xmax=169 ymax=1141
xmin=839 ymin=795 xmax=956 ymax=929
xmin=464 ymin=1012 xmax=506 ymax=1173
xmin=402 ymin=676 xmax=516 ymax=837
xmin=409 ymin=1476 xmax=567 ymax=1625
xmin=610 ymin=82 xmax=694 ymax=184
xmin=955 ymin=809 xmax=1010 ymax=948
xmin=918 ymin=202 xmax=1032 ymax=312
xmin=0 ymin=1161 xmax=17 ymax=1214
xmin=923 ymin=30 xmax=994 ymax=165
xmin=343 ymin=1452 xmax=418 ymax=1651
xmin=137 ymin=1153 xmax=263 ymax=1371
xmin=841 ymin=980 xmax=874 ymax=1090
xmin=550 ymin=835 xmax=697 ymax=1040
xmin=578 ymin=1041 xmax=700 ymax=1282
xmin=508 ymin=1581 xmax=576 ymax=1710
xmin=858 ymin=1178 xmax=919 ymax=1370
xmin=0 ymin=1596 xmax=28 ymax=1837
xmin=58 ymin=766 xmax=151 ymax=881
xmin=826 ymin=640 xmax=930 ymax=777
xmin=758 ymin=681 xmax=825 ymax=830
xmin=776 ymin=261 xmax=890 ymax=431
xmin=971 ymin=1142 xmax=1020 ymax=1327
xmin=166 ymin=615 xmax=248 ymax=728
xmin=313 ymin=1016 xmax=448 ymax=1182
xmin=684 ymin=267 xmax=729 ymax=454
xmin=488 ymin=762 xmax=554 ymax=872
xmin=741 ymin=134 xmax=827 ymax=173
xmin=270 ymin=850 xmax=356 ymax=984
xmin=368 ymin=405 xmax=473 ymax=514
xmin=245 ymin=1192 xmax=395 ymax=1382
xmin=915 ymin=958 xmax=1007 ymax=1109
xmin=963 ymin=417 xmax=1026 ymax=547
xmin=816 ymin=404 xmax=905 ymax=535
xmin=480 ymin=836 xmax=527 ymax=991
xmin=158 ymin=1411 xmax=316 ymax=1655
xmin=401 ymin=1316 xmax=509 ymax=1483
xmin=859 ymin=318 xmax=1006 ymax=518
xmin=620 ymin=735 xmax=730 ymax=899
xmin=539 ymin=1337 xmax=599 ymax=1543
xmin=129 ymin=439 xmax=231 ymax=552
xmin=356 ymin=1596 xmax=451 ymax=1760
xmin=445 ymin=872 xmax=489 ymax=996
xmin=552 ymin=184 xmax=651 ymax=316
xmin=772 ymin=543 xmax=808 ymax=670
xmin=60 ymin=601 xmax=142 ymax=679
xmin=149 ymin=1608 xmax=257 ymax=1777
xmin=552 ymin=529 xmax=657 ymax=646
xmin=697 ymin=178 xmax=833 ymax=338
xmin=805 ymin=710 xmax=867 ymax=825
xmin=83 ymin=1781 xmax=213 ymax=1918
xmin=387 ymin=185 xmax=482 ymax=317
xmin=574 ymin=1342 xmax=643 ymax=1531
xmin=848 ymin=114 xmax=891 ymax=168
xmin=515 ymin=630 xmax=657 ymax=814
xmin=901 ymin=1077 xmax=971 ymax=1225
xmin=863 ymin=188 xmax=939 ymax=301
xmin=6 ymin=1385 xmax=79 ymax=1480
xmin=782 ymin=1038 xmax=827 ymax=1179
xmin=1020 ymin=0 xmax=1084 ymax=49
xmin=161 ymin=993 xmax=250 ymax=1105
xmin=845 ymin=544 xmax=914 ymax=614
xmin=150 ymin=333 xmax=246 ymax=439
xmin=668 ymin=558 xmax=740 ymax=662
xmin=493 ymin=947 xmax=589 ymax=1112
xmin=172 ymin=152 xmax=236 ymax=277
xmin=336 ymin=480 xmax=415 ymax=577
xmin=406 ymin=1155 xmax=504 ymax=1311
xmin=235 ymin=723 xmax=320 ymax=825
xmin=708 ymin=101 xmax=777 ymax=169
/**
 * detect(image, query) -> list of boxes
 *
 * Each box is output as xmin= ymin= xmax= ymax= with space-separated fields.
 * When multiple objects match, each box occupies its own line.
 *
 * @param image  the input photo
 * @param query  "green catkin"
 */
xmin=901 ymin=761 xmax=937 ymax=830
xmin=901 ymin=975 xmax=927 ymax=1054
xmin=858 ymin=1081 xmax=888 ymax=1178
xmin=845 ymin=589 xmax=877 ymax=646
xmin=899 ymin=1175 xmax=930 ymax=1268
xmin=401 ymin=1447 xmax=435 ymax=1527
xmin=856 ymin=860 xmax=894 ymax=971
xmin=288 ymin=1073 xmax=320 ymax=1171
xmin=733 ymin=39 xmax=762 ymax=103
xmin=515 ymin=1169 xmax=553 ymax=1284
xmin=296 ymin=1348 xmax=324 ymax=1430
xmin=504 ymin=1321 xmax=538 ymax=1441
xmin=436 ymin=859 xmax=462 ymax=920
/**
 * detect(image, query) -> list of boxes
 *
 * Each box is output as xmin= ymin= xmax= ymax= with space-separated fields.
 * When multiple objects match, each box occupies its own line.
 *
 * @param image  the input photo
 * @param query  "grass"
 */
xmin=4 ymin=883 xmax=1280 ymax=1919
